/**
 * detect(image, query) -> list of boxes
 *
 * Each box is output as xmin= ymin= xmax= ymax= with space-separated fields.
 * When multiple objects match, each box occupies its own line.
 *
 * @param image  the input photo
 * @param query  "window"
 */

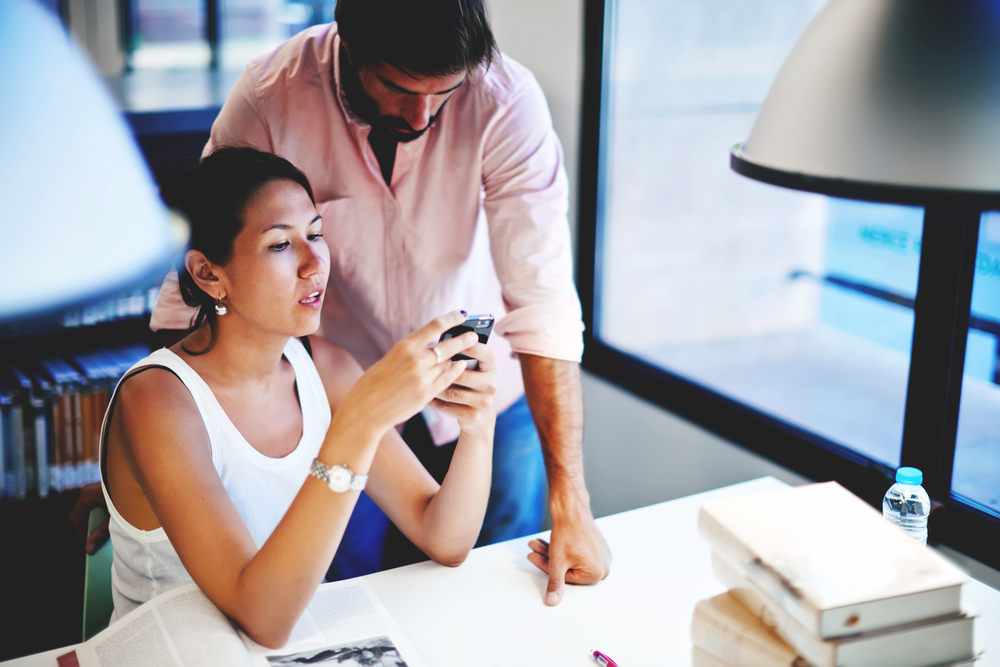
xmin=579 ymin=0 xmax=1000 ymax=568
xmin=953 ymin=215 xmax=1000 ymax=516
xmin=66 ymin=0 xmax=337 ymax=73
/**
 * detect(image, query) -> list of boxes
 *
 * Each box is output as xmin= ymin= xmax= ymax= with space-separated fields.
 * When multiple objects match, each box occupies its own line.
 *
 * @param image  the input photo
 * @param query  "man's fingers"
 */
xmin=545 ymin=572 xmax=566 ymax=606
xmin=85 ymin=517 xmax=111 ymax=555
xmin=563 ymin=565 xmax=604 ymax=585
xmin=544 ymin=547 xmax=569 ymax=606
xmin=527 ymin=538 xmax=549 ymax=556
xmin=526 ymin=551 xmax=549 ymax=575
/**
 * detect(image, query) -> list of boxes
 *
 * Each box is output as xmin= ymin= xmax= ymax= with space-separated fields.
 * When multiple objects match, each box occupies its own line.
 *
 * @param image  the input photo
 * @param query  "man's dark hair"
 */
xmin=335 ymin=0 xmax=498 ymax=77
xmin=159 ymin=146 xmax=315 ymax=354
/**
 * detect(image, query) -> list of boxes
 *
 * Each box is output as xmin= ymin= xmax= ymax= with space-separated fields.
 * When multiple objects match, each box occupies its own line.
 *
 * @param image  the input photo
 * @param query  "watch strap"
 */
xmin=309 ymin=459 xmax=367 ymax=492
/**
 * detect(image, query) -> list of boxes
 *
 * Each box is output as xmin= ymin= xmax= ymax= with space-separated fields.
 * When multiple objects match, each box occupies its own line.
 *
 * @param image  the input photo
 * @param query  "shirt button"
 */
xmin=387 ymin=201 xmax=396 ymax=212
xmin=390 ymin=258 xmax=399 ymax=267
xmin=403 ymin=144 xmax=412 ymax=153
xmin=394 ymin=309 xmax=402 ymax=320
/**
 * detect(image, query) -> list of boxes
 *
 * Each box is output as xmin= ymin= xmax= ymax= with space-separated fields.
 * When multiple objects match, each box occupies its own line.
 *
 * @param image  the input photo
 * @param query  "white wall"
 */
xmin=580 ymin=372 xmax=809 ymax=517
xmin=490 ymin=0 xmax=584 ymax=247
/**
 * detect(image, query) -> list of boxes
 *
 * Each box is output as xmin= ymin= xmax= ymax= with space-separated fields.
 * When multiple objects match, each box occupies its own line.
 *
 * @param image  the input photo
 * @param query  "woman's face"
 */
xmin=217 ymin=178 xmax=329 ymax=338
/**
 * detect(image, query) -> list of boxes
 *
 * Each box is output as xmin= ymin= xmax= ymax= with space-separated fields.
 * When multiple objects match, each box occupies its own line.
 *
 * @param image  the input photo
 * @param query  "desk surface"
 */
xmin=7 ymin=477 xmax=999 ymax=666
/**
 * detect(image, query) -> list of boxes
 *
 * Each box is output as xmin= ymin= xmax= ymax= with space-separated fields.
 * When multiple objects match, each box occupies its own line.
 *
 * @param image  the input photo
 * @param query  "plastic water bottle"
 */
xmin=882 ymin=467 xmax=931 ymax=545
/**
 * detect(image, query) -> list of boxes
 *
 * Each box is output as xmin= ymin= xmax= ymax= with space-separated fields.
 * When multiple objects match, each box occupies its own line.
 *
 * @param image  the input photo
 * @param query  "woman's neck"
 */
xmin=174 ymin=318 xmax=293 ymax=389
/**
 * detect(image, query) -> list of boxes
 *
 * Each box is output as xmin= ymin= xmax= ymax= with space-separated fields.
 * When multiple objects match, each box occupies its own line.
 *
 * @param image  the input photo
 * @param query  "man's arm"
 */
xmin=520 ymin=354 xmax=611 ymax=605
xmin=479 ymin=61 xmax=609 ymax=602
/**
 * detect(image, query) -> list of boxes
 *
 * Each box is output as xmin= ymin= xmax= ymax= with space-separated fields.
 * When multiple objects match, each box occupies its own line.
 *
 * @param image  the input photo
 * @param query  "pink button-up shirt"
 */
xmin=151 ymin=23 xmax=584 ymax=444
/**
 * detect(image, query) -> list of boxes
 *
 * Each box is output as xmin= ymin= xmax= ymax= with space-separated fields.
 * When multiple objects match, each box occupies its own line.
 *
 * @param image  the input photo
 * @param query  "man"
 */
xmin=92 ymin=0 xmax=609 ymax=605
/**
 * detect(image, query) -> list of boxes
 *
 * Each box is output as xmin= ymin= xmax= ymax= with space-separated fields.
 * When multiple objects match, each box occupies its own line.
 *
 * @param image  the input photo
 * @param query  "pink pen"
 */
xmin=591 ymin=649 xmax=619 ymax=667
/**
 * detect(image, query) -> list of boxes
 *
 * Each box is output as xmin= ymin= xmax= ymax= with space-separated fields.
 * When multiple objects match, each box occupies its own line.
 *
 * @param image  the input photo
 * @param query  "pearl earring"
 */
xmin=214 ymin=298 xmax=228 ymax=316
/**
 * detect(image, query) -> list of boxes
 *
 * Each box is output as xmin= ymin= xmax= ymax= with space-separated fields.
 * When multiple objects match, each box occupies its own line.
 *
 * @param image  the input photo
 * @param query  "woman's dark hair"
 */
xmin=335 ymin=0 xmax=497 ymax=77
xmin=160 ymin=146 xmax=316 ymax=354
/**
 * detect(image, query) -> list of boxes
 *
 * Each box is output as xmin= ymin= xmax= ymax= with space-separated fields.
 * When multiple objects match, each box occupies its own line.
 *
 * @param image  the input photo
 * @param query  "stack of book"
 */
xmin=691 ymin=482 xmax=978 ymax=667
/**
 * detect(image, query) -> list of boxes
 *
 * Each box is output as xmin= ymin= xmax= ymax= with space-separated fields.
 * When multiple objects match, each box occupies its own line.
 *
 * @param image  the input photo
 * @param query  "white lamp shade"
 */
xmin=0 ymin=0 xmax=187 ymax=323
xmin=732 ymin=0 xmax=1000 ymax=206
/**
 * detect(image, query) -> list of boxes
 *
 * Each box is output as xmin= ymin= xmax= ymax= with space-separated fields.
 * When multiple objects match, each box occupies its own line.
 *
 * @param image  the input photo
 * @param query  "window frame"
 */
xmin=576 ymin=0 xmax=1000 ymax=570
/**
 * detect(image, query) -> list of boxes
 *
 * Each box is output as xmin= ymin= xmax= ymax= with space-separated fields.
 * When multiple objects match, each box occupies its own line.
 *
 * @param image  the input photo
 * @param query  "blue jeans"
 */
xmin=326 ymin=394 xmax=545 ymax=580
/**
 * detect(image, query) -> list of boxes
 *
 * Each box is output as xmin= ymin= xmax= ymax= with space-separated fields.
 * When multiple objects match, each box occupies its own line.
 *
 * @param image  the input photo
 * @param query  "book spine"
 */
xmin=59 ymin=391 xmax=75 ymax=490
xmin=21 ymin=393 xmax=37 ymax=497
xmin=11 ymin=402 xmax=27 ymax=499
xmin=0 ymin=402 xmax=7 ymax=500
xmin=698 ymin=505 xmax=824 ymax=636
xmin=46 ymin=390 xmax=57 ymax=493
xmin=52 ymin=394 xmax=64 ymax=491
xmin=33 ymin=395 xmax=49 ymax=498
xmin=73 ymin=389 xmax=84 ymax=488
xmin=712 ymin=552 xmax=836 ymax=667
xmin=80 ymin=389 xmax=96 ymax=484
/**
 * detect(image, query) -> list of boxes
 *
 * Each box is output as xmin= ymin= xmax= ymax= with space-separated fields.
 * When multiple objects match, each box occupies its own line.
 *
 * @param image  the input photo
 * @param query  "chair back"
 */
xmin=82 ymin=506 xmax=114 ymax=641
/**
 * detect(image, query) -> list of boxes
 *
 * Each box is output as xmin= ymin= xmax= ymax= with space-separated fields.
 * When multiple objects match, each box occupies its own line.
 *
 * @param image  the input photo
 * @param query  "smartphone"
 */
xmin=439 ymin=313 xmax=494 ymax=370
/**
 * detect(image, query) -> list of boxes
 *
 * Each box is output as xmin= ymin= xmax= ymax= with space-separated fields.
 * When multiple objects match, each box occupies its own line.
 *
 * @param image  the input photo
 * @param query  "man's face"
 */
xmin=353 ymin=60 xmax=467 ymax=142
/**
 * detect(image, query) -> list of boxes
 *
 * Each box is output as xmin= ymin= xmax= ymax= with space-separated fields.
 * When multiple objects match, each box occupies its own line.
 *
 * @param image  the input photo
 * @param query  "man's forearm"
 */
xmin=520 ymin=353 xmax=611 ymax=604
xmin=518 ymin=354 xmax=589 ymax=516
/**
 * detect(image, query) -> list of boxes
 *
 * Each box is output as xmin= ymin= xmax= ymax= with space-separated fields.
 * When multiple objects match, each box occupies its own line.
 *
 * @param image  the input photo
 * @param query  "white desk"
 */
xmin=6 ymin=477 xmax=1000 ymax=666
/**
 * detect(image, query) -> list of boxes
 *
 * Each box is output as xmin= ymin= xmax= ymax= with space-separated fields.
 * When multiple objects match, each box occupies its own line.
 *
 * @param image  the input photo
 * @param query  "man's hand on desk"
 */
xmin=70 ymin=481 xmax=110 ymax=555
xmin=527 ymin=500 xmax=612 ymax=606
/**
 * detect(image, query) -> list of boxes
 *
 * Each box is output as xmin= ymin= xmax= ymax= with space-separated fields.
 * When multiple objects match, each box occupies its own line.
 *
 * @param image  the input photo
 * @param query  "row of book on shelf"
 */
xmin=0 ymin=343 xmax=150 ymax=501
xmin=691 ymin=482 xmax=978 ymax=667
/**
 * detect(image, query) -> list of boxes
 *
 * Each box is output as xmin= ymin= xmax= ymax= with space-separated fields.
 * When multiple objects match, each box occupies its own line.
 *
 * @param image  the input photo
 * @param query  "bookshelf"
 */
xmin=0 ymin=298 xmax=160 ymax=662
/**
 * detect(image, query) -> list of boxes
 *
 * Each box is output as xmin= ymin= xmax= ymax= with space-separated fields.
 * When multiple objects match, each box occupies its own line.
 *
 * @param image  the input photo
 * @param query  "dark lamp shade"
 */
xmin=0 ymin=0 xmax=188 ymax=324
xmin=731 ymin=0 xmax=1000 ymax=208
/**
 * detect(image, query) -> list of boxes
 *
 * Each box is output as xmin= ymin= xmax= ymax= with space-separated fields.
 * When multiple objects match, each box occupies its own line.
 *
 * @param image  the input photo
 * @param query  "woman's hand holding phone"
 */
xmin=333 ymin=311 xmax=482 ymax=439
xmin=430 ymin=314 xmax=497 ymax=437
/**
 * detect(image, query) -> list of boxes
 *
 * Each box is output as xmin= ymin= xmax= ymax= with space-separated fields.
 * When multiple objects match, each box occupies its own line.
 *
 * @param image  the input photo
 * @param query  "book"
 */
xmin=58 ymin=580 xmax=427 ymax=667
xmin=712 ymin=552 xmax=976 ymax=667
xmin=9 ymin=388 xmax=27 ymax=499
xmin=41 ymin=358 xmax=77 ymax=490
xmin=692 ymin=645 xmax=742 ymax=667
xmin=698 ymin=482 xmax=968 ymax=638
xmin=692 ymin=592 xmax=808 ymax=667
xmin=0 ymin=383 xmax=9 ymax=499
xmin=11 ymin=366 xmax=44 ymax=497
xmin=691 ymin=644 xmax=980 ymax=667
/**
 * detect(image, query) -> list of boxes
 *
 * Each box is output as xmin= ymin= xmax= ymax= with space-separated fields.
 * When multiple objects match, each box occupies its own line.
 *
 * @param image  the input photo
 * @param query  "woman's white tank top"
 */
xmin=98 ymin=337 xmax=331 ymax=622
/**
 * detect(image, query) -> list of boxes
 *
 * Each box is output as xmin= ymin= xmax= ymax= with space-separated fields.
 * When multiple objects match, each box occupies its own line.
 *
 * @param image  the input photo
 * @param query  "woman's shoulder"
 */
xmin=115 ymin=361 xmax=202 ymax=438
xmin=303 ymin=335 xmax=363 ymax=402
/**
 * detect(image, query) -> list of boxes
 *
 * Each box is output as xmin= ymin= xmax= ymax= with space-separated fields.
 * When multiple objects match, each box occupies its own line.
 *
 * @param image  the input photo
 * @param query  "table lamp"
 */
xmin=0 ymin=0 xmax=188 ymax=327
xmin=728 ymin=0 xmax=1000 ymax=496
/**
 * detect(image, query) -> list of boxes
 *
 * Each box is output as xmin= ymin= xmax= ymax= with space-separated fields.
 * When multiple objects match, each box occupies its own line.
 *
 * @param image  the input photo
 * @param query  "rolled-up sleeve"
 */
xmin=482 ymin=74 xmax=584 ymax=362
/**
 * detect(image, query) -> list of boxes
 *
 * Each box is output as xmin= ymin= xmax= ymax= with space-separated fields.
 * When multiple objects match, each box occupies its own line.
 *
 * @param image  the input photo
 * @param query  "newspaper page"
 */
xmin=242 ymin=579 xmax=428 ymax=667
xmin=72 ymin=585 xmax=254 ymax=667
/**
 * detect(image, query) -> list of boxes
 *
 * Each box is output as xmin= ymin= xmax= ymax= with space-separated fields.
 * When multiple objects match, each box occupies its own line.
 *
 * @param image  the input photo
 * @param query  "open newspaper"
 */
xmin=58 ymin=579 xmax=426 ymax=667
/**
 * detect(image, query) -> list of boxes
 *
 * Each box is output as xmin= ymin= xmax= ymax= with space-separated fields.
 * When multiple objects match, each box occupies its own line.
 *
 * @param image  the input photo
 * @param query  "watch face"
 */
xmin=328 ymin=465 xmax=353 ymax=492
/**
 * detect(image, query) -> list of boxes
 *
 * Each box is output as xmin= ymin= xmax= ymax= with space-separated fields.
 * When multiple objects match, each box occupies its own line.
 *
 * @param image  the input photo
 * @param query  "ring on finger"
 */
xmin=431 ymin=345 xmax=443 ymax=364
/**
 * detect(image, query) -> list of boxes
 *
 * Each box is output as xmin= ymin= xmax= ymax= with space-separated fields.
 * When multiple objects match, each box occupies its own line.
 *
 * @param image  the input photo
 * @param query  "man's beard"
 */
xmin=339 ymin=46 xmax=442 ymax=143
xmin=375 ymin=114 xmax=439 ymax=143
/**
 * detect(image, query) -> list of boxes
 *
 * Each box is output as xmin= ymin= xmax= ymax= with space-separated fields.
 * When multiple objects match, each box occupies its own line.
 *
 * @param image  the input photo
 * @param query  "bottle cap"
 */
xmin=895 ymin=466 xmax=923 ymax=485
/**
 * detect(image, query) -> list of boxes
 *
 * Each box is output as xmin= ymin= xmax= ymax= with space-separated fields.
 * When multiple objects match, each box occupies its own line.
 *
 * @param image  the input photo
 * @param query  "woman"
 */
xmin=99 ymin=147 xmax=496 ymax=648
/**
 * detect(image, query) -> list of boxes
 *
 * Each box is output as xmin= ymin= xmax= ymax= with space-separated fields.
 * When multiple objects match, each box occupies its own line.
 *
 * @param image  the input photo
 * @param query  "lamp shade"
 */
xmin=731 ymin=0 xmax=1000 ymax=208
xmin=0 ymin=0 xmax=188 ymax=325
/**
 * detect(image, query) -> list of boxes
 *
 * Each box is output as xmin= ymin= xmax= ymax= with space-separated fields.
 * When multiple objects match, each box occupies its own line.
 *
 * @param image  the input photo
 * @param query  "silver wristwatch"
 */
xmin=309 ymin=459 xmax=367 ymax=493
